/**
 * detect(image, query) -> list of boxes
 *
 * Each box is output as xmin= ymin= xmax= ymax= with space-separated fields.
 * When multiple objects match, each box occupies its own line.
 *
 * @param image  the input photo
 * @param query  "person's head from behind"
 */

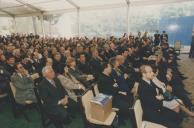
xmin=140 ymin=65 xmax=154 ymax=81
xmin=42 ymin=66 xmax=55 ymax=80
xmin=79 ymin=53 xmax=86 ymax=63
xmin=102 ymin=62 xmax=112 ymax=75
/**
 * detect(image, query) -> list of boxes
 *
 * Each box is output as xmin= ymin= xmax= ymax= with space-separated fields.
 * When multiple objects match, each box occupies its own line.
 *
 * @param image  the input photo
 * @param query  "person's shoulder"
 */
xmin=11 ymin=73 xmax=18 ymax=79
xmin=39 ymin=78 xmax=48 ymax=86
xmin=139 ymin=79 xmax=147 ymax=86
xmin=57 ymin=74 xmax=63 ymax=79
xmin=54 ymin=77 xmax=61 ymax=83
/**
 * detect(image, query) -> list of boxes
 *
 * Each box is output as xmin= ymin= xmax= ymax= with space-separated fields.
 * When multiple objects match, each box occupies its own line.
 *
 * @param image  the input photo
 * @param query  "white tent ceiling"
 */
xmin=0 ymin=0 xmax=194 ymax=17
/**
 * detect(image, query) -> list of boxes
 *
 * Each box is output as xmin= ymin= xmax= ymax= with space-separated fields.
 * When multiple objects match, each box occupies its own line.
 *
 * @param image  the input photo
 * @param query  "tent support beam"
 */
xmin=15 ymin=0 xmax=44 ymax=13
xmin=66 ymin=0 xmax=80 ymax=9
xmin=13 ymin=16 xmax=17 ymax=33
xmin=0 ymin=9 xmax=14 ymax=17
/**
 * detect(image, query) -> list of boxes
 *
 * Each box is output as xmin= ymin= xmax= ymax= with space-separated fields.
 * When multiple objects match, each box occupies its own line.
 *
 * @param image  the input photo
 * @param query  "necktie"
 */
xmin=51 ymin=80 xmax=56 ymax=87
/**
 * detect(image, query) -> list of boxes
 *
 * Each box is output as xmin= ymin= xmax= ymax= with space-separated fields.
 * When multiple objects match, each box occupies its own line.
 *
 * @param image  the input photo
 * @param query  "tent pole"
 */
xmin=40 ymin=14 xmax=45 ymax=37
xmin=77 ymin=8 xmax=80 ymax=37
xmin=126 ymin=0 xmax=131 ymax=37
xmin=32 ymin=16 xmax=37 ymax=34
xmin=13 ymin=16 xmax=17 ymax=33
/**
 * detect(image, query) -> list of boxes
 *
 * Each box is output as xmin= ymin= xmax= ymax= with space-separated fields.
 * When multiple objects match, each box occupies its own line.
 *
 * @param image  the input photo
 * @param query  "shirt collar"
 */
xmin=142 ymin=77 xmax=151 ymax=85
xmin=17 ymin=73 xmax=23 ymax=78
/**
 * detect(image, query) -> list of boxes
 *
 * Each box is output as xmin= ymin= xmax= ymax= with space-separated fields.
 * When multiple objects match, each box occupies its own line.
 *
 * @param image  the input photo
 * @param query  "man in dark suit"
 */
xmin=52 ymin=52 xmax=66 ymax=74
xmin=154 ymin=30 xmax=160 ymax=46
xmin=89 ymin=49 xmax=103 ymax=79
xmin=77 ymin=53 xmax=91 ymax=74
xmin=160 ymin=31 xmax=168 ymax=42
xmin=97 ymin=62 xmax=130 ymax=126
xmin=138 ymin=65 xmax=182 ymax=128
xmin=38 ymin=66 xmax=70 ymax=126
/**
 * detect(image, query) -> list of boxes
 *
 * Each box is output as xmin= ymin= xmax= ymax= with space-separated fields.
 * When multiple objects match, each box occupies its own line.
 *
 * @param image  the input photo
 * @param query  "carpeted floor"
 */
xmin=178 ymin=54 xmax=194 ymax=128
xmin=0 ymin=97 xmax=132 ymax=128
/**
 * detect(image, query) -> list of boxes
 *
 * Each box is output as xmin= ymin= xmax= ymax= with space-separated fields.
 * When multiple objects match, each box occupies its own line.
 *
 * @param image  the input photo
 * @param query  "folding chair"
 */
xmin=8 ymin=82 xmax=37 ymax=122
xmin=130 ymin=99 xmax=167 ymax=128
xmin=174 ymin=41 xmax=181 ymax=55
xmin=80 ymin=90 xmax=118 ymax=128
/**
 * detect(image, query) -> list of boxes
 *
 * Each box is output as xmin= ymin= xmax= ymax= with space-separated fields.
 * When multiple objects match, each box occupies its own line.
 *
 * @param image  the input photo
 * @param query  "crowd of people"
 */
xmin=0 ymin=31 xmax=193 ymax=128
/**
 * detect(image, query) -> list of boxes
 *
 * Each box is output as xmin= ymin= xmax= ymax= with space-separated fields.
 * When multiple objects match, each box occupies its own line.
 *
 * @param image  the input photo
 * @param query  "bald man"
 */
xmin=38 ymin=66 xmax=70 ymax=127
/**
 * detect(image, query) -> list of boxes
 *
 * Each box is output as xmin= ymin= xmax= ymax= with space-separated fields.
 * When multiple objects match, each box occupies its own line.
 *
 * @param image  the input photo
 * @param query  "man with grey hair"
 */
xmin=38 ymin=66 xmax=70 ymax=127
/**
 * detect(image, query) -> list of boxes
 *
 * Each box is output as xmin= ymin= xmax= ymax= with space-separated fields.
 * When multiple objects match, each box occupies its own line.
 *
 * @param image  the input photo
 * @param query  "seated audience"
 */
xmin=0 ymin=32 xmax=193 ymax=128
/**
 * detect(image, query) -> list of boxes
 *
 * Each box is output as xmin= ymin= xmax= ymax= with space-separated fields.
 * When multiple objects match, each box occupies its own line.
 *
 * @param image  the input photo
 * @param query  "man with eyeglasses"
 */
xmin=11 ymin=63 xmax=37 ymax=104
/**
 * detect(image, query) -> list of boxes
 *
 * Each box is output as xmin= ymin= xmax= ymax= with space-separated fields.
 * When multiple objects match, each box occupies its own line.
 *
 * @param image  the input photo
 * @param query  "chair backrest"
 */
xmin=34 ymin=87 xmax=43 ymax=108
xmin=10 ymin=82 xmax=16 ymax=98
xmin=133 ymin=99 xmax=143 ymax=128
xmin=93 ymin=84 xmax=99 ymax=96
xmin=81 ymin=90 xmax=94 ymax=120
xmin=174 ymin=41 xmax=181 ymax=50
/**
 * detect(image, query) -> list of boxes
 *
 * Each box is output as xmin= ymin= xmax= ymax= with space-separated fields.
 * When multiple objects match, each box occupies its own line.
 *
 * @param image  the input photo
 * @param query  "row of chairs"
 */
xmin=7 ymin=81 xmax=166 ymax=128
xmin=8 ymin=82 xmax=118 ymax=128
